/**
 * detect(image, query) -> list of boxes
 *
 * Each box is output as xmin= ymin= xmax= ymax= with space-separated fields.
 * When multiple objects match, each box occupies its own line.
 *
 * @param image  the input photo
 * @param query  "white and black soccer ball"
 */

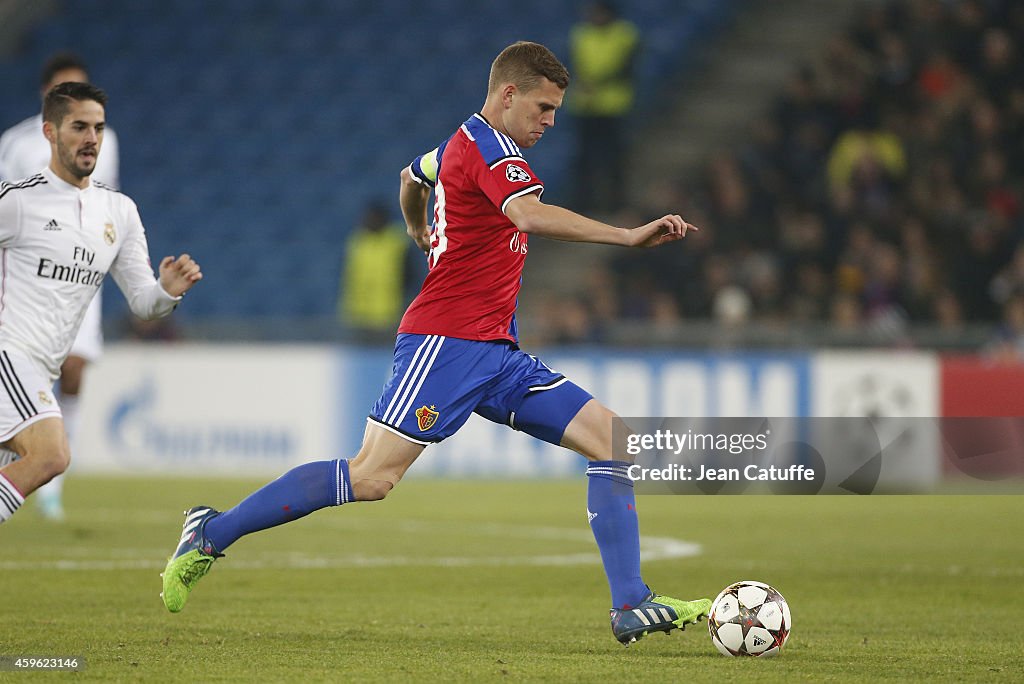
xmin=708 ymin=580 xmax=791 ymax=657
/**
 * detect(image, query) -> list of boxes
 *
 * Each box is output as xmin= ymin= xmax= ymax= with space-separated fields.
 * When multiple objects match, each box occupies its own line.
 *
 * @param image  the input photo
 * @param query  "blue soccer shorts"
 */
xmin=368 ymin=334 xmax=593 ymax=446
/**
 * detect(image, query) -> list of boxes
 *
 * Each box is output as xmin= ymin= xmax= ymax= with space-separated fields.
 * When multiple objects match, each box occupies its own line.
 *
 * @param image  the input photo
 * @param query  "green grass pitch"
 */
xmin=2 ymin=476 xmax=1022 ymax=682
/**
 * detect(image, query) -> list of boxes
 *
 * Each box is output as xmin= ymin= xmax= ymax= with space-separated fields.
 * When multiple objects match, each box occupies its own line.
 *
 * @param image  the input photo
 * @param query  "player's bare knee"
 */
xmin=561 ymin=399 xmax=619 ymax=462
xmin=352 ymin=478 xmax=395 ymax=501
xmin=49 ymin=447 xmax=70 ymax=477
xmin=348 ymin=460 xmax=401 ymax=501
xmin=26 ymin=446 xmax=70 ymax=480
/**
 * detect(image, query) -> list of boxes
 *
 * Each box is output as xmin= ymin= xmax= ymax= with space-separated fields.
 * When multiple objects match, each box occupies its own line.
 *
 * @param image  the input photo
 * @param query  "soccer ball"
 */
xmin=708 ymin=580 xmax=791 ymax=657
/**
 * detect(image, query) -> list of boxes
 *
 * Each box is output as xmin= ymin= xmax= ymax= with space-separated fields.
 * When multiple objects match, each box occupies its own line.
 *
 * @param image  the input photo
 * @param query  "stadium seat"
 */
xmin=0 ymin=0 xmax=742 ymax=318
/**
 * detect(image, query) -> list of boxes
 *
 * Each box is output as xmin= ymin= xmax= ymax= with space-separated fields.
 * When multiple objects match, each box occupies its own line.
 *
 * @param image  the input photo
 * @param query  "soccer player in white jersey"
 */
xmin=0 ymin=53 xmax=121 ymax=520
xmin=0 ymin=82 xmax=202 ymax=524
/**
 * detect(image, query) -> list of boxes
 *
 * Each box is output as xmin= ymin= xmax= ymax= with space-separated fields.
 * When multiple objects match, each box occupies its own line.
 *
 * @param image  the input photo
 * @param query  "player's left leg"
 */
xmin=41 ymin=295 xmax=101 ymax=521
xmin=496 ymin=351 xmax=710 ymax=644
xmin=559 ymin=400 xmax=711 ymax=643
xmin=512 ymin=393 xmax=652 ymax=610
xmin=559 ymin=399 xmax=648 ymax=605
xmin=36 ymin=354 xmax=87 ymax=522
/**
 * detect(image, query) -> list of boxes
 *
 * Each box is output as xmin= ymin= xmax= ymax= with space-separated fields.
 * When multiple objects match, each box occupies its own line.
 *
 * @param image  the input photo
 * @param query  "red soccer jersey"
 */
xmin=399 ymin=114 xmax=543 ymax=342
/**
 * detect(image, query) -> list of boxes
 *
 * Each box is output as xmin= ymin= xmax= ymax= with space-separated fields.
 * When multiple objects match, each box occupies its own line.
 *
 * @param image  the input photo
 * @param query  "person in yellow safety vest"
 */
xmin=339 ymin=201 xmax=414 ymax=339
xmin=568 ymin=1 xmax=639 ymax=215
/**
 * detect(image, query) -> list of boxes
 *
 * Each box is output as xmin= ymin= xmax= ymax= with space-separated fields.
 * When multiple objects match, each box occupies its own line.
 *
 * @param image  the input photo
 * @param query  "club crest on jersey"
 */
xmin=415 ymin=405 xmax=439 ymax=432
xmin=505 ymin=164 xmax=531 ymax=183
xmin=103 ymin=222 xmax=116 ymax=246
xmin=38 ymin=391 xmax=52 ymax=405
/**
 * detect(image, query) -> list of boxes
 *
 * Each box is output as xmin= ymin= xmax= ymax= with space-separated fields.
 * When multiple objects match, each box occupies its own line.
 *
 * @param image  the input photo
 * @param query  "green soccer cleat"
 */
xmin=160 ymin=506 xmax=224 ymax=613
xmin=609 ymin=593 xmax=712 ymax=645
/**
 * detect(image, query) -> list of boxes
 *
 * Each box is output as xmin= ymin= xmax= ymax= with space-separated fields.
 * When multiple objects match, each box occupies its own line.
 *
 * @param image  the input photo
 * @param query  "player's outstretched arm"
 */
xmin=158 ymin=254 xmax=203 ymax=297
xmin=505 ymin=193 xmax=697 ymax=248
xmin=399 ymin=165 xmax=432 ymax=253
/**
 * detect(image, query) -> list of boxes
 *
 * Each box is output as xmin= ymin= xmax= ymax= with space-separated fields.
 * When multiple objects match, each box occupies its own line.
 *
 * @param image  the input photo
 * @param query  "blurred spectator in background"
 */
xmin=0 ymin=53 xmax=120 ymax=185
xmin=990 ymin=244 xmax=1024 ymax=307
xmin=0 ymin=52 xmax=121 ymax=521
xmin=568 ymin=0 xmax=639 ymax=215
xmin=600 ymin=0 xmax=1024 ymax=345
xmin=898 ymin=215 xmax=942 ymax=321
xmin=830 ymin=292 xmax=863 ymax=331
xmin=826 ymin=122 xmax=906 ymax=221
xmin=713 ymin=285 xmax=752 ymax=328
xmin=985 ymin=294 xmax=1024 ymax=363
xmin=338 ymin=200 xmax=420 ymax=341
xmin=932 ymin=288 xmax=965 ymax=334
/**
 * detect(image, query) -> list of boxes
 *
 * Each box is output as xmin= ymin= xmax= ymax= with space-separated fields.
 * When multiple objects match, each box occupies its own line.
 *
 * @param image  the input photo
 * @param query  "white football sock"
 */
xmin=0 ymin=474 xmax=25 ymax=523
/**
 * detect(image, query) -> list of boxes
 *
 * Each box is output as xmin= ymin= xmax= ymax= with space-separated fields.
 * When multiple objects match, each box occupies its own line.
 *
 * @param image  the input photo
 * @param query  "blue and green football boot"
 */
xmin=610 ymin=593 xmax=712 ymax=645
xmin=161 ymin=506 xmax=223 ymax=613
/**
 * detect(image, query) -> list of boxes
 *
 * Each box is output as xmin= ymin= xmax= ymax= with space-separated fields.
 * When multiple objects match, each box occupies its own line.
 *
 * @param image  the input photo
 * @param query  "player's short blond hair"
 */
xmin=487 ymin=41 xmax=570 ymax=95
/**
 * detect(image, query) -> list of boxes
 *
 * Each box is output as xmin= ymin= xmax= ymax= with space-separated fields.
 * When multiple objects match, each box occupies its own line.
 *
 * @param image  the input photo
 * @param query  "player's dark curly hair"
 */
xmin=488 ymin=41 xmax=570 ymax=94
xmin=43 ymin=81 xmax=107 ymax=126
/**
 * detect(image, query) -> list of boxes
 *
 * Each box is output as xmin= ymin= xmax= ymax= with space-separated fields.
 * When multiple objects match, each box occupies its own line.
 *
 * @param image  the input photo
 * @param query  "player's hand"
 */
xmin=628 ymin=214 xmax=698 ymax=248
xmin=407 ymin=225 xmax=432 ymax=253
xmin=159 ymin=254 xmax=203 ymax=297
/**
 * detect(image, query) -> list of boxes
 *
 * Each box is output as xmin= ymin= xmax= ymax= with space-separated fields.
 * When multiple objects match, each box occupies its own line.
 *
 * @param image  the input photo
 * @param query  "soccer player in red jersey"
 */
xmin=162 ymin=41 xmax=709 ymax=645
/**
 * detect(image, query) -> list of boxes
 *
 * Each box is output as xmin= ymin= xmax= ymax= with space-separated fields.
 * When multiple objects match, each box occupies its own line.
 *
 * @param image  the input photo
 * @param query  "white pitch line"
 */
xmin=0 ymin=530 xmax=700 ymax=571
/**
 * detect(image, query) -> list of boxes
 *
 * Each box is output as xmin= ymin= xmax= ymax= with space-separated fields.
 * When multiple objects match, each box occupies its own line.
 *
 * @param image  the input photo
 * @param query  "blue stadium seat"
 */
xmin=0 ymin=0 xmax=743 ymax=319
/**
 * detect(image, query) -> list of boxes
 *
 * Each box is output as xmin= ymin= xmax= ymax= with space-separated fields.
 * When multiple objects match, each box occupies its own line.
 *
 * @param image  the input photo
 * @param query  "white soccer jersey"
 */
xmin=0 ymin=113 xmax=121 ymax=363
xmin=0 ymin=114 xmax=120 ymax=187
xmin=0 ymin=167 xmax=179 ymax=382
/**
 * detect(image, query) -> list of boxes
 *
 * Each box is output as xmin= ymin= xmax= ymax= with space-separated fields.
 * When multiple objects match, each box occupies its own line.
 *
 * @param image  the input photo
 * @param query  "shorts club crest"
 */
xmin=415 ymin=405 xmax=439 ymax=432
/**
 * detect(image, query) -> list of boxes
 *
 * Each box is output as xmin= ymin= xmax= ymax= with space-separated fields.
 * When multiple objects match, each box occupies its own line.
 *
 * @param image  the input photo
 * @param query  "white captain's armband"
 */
xmin=409 ymin=147 xmax=439 ymax=187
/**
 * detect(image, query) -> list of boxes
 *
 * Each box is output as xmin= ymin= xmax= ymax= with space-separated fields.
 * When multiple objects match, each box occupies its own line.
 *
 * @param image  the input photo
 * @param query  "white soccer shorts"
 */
xmin=0 ymin=347 xmax=62 ymax=444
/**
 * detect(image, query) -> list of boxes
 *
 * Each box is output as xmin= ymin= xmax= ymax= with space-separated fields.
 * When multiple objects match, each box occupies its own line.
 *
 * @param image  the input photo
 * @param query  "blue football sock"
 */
xmin=204 ymin=459 xmax=352 ymax=552
xmin=587 ymin=460 xmax=649 ymax=609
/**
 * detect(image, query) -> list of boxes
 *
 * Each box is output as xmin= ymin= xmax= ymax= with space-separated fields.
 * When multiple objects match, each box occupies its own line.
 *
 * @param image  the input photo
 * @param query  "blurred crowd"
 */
xmin=541 ymin=0 xmax=1024 ymax=352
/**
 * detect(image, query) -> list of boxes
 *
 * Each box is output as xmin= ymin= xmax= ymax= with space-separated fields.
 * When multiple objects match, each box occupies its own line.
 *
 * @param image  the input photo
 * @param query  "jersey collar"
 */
xmin=42 ymin=165 xmax=94 ymax=193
